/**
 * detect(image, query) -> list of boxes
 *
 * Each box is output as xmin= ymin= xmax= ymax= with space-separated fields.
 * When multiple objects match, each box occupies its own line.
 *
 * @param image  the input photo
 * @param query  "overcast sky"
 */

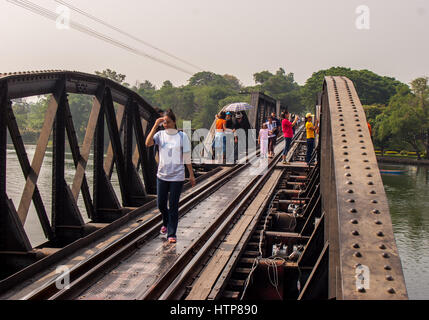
xmin=1 ymin=0 xmax=428 ymax=88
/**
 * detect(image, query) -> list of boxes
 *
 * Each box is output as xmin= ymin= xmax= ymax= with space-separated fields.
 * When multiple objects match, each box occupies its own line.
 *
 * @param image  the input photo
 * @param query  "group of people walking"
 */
xmin=145 ymin=108 xmax=318 ymax=245
xmin=258 ymin=111 xmax=318 ymax=165
xmin=213 ymin=111 xmax=246 ymax=163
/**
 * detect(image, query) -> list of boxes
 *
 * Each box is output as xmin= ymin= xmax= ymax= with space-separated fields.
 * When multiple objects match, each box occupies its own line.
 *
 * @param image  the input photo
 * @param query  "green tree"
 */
xmin=95 ymin=69 xmax=128 ymax=86
xmin=301 ymin=67 xmax=405 ymax=110
xmin=251 ymin=68 xmax=304 ymax=114
xmin=410 ymin=77 xmax=429 ymax=158
xmin=376 ymin=87 xmax=426 ymax=159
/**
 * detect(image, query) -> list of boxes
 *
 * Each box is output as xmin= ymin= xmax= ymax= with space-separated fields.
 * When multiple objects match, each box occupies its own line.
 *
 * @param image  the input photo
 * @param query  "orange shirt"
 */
xmin=216 ymin=119 xmax=226 ymax=130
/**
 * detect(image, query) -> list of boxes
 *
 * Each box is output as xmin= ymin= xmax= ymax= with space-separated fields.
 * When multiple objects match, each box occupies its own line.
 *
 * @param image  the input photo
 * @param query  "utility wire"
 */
xmin=7 ymin=0 xmax=195 ymax=75
xmin=55 ymin=0 xmax=204 ymax=71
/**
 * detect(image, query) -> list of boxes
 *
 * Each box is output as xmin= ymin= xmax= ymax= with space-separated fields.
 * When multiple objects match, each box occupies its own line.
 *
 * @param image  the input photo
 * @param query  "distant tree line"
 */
xmin=11 ymin=67 xmax=428 ymax=159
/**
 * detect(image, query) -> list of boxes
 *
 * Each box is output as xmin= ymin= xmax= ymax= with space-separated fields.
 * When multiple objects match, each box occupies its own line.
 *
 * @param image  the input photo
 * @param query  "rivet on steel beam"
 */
xmin=379 ymin=244 xmax=387 ymax=249
xmin=352 ymin=230 xmax=360 ymax=236
xmin=357 ymin=287 xmax=366 ymax=293
xmin=372 ymin=200 xmax=378 ymax=204
xmin=347 ymin=190 xmax=354 ymax=194
xmin=376 ymin=221 xmax=383 ymax=225
xmin=346 ymin=181 xmax=353 ymax=185
xmin=386 ymin=275 xmax=394 ymax=281
xmin=344 ymin=166 xmax=351 ymax=170
xmin=384 ymin=265 xmax=392 ymax=270
xmin=344 ymin=159 xmax=350 ymax=162
xmin=345 ymin=173 xmax=352 ymax=177
xmin=370 ymin=191 xmax=377 ymax=195
xmin=341 ymin=134 xmax=347 ymax=137
xmin=353 ymin=243 xmax=360 ymax=249
xmin=342 ymin=140 xmax=348 ymax=143
xmin=347 ymin=199 xmax=355 ymax=203
xmin=377 ymin=231 xmax=385 ymax=237
xmin=354 ymin=252 xmax=362 ymax=258
xmin=367 ymin=174 xmax=373 ymax=177
xmin=372 ymin=209 xmax=380 ymax=214
xmin=340 ymin=124 xmax=345 ymax=127
xmin=344 ymin=152 xmax=349 ymax=156
xmin=343 ymin=146 xmax=348 ymax=149
xmin=350 ymin=208 xmax=357 ymax=213
xmin=351 ymin=219 xmax=359 ymax=224
xmin=366 ymin=167 xmax=371 ymax=170
xmin=368 ymin=182 xmax=374 ymax=185
xmin=387 ymin=288 xmax=396 ymax=294
xmin=383 ymin=253 xmax=390 ymax=258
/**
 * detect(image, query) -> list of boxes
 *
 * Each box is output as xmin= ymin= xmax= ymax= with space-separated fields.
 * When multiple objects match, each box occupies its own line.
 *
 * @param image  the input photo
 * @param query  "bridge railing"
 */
xmin=320 ymin=76 xmax=408 ymax=299
xmin=0 ymin=71 xmax=159 ymax=257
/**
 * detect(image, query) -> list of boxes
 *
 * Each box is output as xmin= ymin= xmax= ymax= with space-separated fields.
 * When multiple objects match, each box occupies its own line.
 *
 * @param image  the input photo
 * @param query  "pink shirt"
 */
xmin=282 ymin=119 xmax=293 ymax=138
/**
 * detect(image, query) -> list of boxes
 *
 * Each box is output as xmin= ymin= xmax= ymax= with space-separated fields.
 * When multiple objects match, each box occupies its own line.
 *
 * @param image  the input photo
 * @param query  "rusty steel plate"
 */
xmin=323 ymin=76 xmax=407 ymax=299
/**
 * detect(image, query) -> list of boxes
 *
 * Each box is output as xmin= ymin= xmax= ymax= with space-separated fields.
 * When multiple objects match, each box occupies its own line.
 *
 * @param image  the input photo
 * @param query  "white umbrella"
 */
xmin=224 ymin=102 xmax=254 ymax=112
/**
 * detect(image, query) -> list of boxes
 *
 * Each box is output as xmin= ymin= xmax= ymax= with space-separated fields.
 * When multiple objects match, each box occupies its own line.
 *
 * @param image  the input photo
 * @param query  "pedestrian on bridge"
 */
xmin=305 ymin=113 xmax=317 ymax=165
xmin=214 ymin=112 xmax=227 ymax=163
xmin=258 ymin=123 xmax=269 ymax=158
xmin=270 ymin=112 xmax=281 ymax=152
xmin=266 ymin=116 xmax=277 ymax=158
xmin=146 ymin=110 xmax=196 ymax=244
xmin=225 ymin=112 xmax=235 ymax=164
xmin=282 ymin=112 xmax=299 ymax=165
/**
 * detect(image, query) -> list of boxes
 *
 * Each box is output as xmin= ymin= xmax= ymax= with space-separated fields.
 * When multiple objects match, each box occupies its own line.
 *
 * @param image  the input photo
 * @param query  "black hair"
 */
xmin=219 ymin=112 xmax=226 ymax=120
xmin=165 ymin=109 xmax=177 ymax=129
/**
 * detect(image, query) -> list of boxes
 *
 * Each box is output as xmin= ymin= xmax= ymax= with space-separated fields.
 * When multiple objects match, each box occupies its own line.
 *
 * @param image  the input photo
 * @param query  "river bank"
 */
xmin=377 ymin=156 xmax=429 ymax=166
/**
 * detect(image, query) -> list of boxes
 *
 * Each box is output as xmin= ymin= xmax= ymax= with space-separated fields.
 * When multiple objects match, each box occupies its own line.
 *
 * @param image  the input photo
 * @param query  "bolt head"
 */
xmin=387 ymin=288 xmax=396 ymax=294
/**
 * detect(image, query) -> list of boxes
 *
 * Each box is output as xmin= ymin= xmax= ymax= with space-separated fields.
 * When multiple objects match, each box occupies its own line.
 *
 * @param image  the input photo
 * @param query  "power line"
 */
xmin=7 ymin=0 xmax=195 ymax=76
xmin=55 ymin=0 xmax=204 ymax=71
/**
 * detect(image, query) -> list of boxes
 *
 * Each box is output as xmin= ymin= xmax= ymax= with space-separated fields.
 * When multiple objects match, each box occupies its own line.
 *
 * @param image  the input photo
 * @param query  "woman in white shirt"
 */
xmin=146 ymin=110 xmax=196 ymax=244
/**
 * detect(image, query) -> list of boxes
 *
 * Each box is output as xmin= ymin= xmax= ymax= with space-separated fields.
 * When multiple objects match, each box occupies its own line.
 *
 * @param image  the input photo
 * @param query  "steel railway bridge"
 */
xmin=0 ymin=71 xmax=407 ymax=300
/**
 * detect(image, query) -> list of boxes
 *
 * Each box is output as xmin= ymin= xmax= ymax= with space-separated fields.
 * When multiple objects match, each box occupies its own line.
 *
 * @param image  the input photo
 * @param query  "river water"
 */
xmin=4 ymin=145 xmax=429 ymax=299
xmin=379 ymin=163 xmax=429 ymax=300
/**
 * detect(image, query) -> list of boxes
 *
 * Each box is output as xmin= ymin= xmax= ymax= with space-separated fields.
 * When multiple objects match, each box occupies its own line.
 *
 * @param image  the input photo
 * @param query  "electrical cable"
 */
xmin=54 ymin=0 xmax=204 ymax=71
xmin=7 ymin=0 xmax=195 ymax=75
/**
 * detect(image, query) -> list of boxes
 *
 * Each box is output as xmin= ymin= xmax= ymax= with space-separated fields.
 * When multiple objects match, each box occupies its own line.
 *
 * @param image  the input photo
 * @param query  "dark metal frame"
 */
xmin=0 ymin=71 xmax=159 ymax=261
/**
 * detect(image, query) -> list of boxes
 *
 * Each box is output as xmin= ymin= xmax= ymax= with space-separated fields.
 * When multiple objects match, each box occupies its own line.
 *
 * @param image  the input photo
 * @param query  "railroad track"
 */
xmin=177 ymin=131 xmax=320 ymax=301
xmin=138 ymin=128 xmax=306 ymax=300
xmin=10 ymin=134 xmax=290 ymax=300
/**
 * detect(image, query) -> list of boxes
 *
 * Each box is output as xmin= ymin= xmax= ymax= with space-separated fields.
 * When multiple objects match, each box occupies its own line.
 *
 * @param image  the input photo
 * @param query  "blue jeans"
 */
xmin=157 ymin=178 xmax=184 ymax=238
xmin=283 ymin=138 xmax=292 ymax=156
xmin=306 ymin=138 xmax=315 ymax=163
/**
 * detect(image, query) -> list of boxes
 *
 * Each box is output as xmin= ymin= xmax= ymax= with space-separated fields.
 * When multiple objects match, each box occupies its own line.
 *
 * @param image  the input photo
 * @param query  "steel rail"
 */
xmin=141 ymin=128 xmax=304 ymax=300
